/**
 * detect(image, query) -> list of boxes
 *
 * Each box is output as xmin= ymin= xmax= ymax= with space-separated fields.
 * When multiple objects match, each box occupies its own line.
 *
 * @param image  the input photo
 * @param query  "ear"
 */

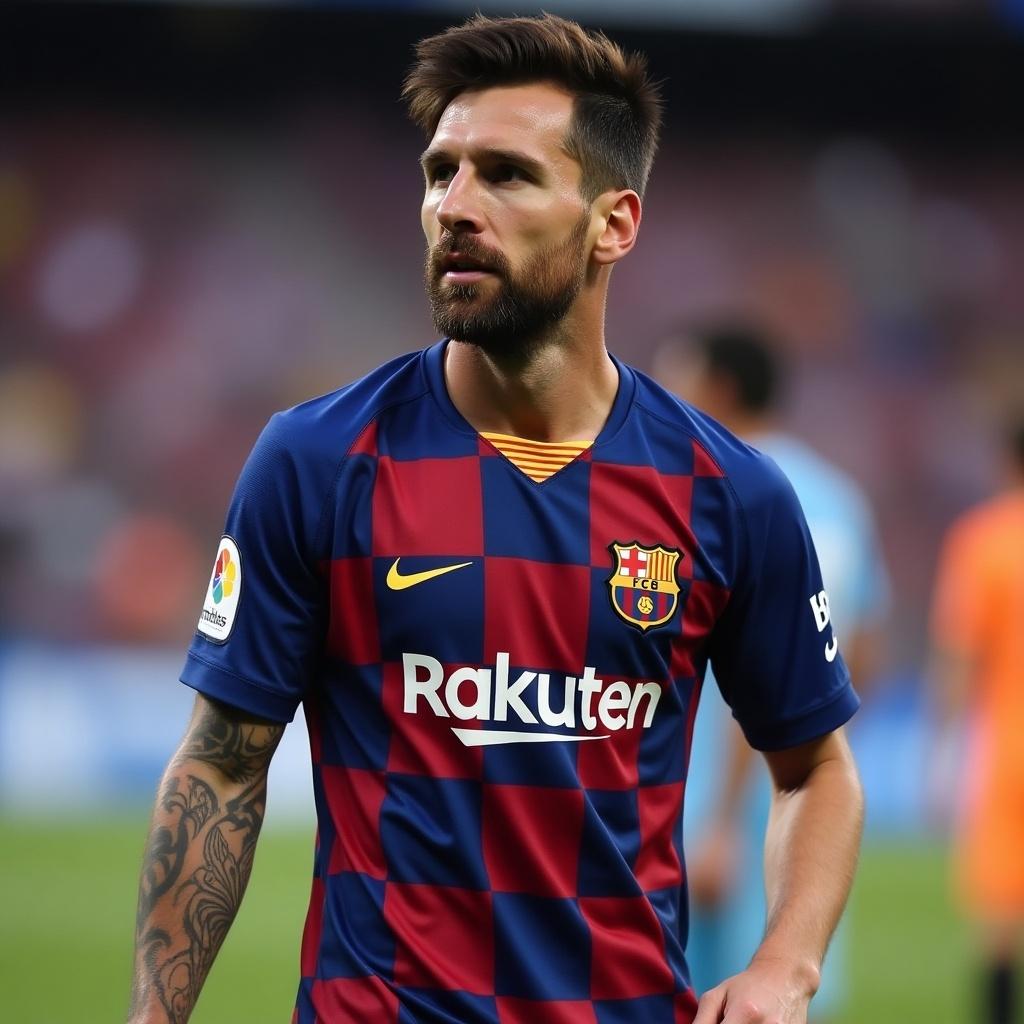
xmin=590 ymin=189 xmax=642 ymax=266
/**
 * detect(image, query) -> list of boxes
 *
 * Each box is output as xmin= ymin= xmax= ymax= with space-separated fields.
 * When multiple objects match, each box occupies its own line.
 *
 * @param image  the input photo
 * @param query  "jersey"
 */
xmin=181 ymin=340 xmax=858 ymax=1024
xmin=684 ymin=433 xmax=889 ymax=1007
xmin=931 ymin=488 xmax=1024 ymax=913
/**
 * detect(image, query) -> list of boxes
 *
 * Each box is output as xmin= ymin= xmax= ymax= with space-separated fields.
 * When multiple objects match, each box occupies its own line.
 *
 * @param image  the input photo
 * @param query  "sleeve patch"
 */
xmin=197 ymin=536 xmax=242 ymax=643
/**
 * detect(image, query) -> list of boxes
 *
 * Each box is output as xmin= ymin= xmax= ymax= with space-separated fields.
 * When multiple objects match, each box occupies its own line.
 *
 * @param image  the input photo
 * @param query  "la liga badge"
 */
xmin=607 ymin=541 xmax=682 ymax=632
xmin=197 ymin=536 xmax=241 ymax=643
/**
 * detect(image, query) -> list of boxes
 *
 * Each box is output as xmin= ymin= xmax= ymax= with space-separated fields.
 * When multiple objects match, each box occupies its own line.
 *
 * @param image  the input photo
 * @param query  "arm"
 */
xmin=693 ymin=728 xmax=863 ymax=1024
xmin=691 ymin=617 xmax=879 ymax=912
xmin=127 ymin=694 xmax=285 ymax=1024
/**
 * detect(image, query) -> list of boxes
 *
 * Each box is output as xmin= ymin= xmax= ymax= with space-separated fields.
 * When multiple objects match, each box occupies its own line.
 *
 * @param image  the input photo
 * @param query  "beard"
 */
xmin=425 ymin=214 xmax=590 ymax=362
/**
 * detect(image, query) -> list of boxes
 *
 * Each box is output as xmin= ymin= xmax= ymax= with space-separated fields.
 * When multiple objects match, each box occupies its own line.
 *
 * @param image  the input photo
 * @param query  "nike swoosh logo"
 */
xmin=825 ymin=633 xmax=839 ymax=663
xmin=386 ymin=558 xmax=473 ymax=591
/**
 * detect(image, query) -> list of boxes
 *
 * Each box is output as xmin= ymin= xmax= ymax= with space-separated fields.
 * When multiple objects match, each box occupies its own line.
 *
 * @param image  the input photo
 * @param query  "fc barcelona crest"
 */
xmin=607 ymin=541 xmax=683 ymax=632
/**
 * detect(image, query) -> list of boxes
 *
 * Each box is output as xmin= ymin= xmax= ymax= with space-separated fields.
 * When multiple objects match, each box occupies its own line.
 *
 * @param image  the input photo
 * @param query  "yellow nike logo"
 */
xmin=386 ymin=558 xmax=473 ymax=591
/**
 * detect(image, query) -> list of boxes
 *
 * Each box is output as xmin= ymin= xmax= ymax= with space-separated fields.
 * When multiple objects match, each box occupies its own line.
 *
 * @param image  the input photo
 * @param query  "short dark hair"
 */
xmin=403 ymin=13 xmax=663 ymax=201
xmin=687 ymin=322 xmax=785 ymax=414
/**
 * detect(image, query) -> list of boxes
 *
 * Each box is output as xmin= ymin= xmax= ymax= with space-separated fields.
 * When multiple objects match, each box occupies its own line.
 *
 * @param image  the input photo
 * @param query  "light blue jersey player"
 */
xmin=654 ymin=323 xmax=890 ymax=1021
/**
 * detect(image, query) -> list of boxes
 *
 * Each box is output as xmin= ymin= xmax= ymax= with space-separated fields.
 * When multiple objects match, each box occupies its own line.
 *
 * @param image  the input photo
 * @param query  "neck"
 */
xmin=444 ymin=313 xmax=618 ymax=443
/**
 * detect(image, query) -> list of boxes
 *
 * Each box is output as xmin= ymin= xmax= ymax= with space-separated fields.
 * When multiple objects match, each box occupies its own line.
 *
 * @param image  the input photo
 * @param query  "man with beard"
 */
xmin=127 ymin=14 xmax=864 ymax=1024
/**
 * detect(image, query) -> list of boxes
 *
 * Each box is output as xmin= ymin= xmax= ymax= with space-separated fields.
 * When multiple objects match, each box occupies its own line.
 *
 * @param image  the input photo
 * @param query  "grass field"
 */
xmin=0 ymin=817 xmax=971 ymax=1022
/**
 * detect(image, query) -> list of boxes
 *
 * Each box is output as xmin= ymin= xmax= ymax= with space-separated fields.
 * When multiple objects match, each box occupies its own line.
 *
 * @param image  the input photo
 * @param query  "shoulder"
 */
xmin=763 ymin=435 xmax=860 ymax=496
xmin=763 ymin=435 xmax=875 ymax=527
xmin=265 ymin=347 xmax=429 ymax=462
xmin=630 ymin=367 xmax=793 ymax=514
xmin=229 ymin=348 xmax=431 ymax=554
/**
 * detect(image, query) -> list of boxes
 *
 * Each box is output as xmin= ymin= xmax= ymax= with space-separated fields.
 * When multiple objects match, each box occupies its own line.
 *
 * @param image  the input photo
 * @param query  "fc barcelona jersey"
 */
xmin=181 ymin=340 xmax=858 ymax=1024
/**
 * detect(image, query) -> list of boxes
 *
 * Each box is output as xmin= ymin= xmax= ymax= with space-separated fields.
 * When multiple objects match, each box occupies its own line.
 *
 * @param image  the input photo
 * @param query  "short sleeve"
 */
xmin=709 ymin=457 xmax=860 ymax=751
xmin=180 ymin=412 xmax=332 ymax=722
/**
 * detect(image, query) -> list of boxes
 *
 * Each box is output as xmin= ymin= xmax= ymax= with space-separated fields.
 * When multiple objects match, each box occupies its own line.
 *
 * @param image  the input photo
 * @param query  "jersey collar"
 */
xmin=422 ymin=338 xmax=636 ymax=449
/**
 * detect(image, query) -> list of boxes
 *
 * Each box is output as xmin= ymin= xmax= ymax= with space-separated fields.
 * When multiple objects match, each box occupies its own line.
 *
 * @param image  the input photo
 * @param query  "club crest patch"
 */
xmin=197 ymin=536 xmax=241 ymax=643
xmin=607 ymin=541 xmax=682 ymax=632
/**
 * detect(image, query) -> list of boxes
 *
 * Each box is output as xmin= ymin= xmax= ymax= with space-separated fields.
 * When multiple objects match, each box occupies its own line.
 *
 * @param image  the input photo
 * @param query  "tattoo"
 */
xmin=138 ymin=776 xmax=266 ymax=1022
xmin=129 ymin=699 xmax=283 ymax=1023
xmin=176 ymin=698 xmax=284 ymax=784
xmin=135 ymin=776 xmax=220 ymax=937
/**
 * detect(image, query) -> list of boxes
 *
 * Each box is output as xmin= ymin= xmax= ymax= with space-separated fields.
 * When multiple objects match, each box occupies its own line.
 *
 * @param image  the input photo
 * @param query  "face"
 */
xmin=420 ymin=82 xmax=594 ymax=359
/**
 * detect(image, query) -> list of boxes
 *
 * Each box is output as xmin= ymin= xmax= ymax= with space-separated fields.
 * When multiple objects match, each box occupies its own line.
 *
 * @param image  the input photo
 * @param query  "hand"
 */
xmin=687 ymin=820 xmax=741 ymax=910
xmin=692 ymin=955 xmax=819 ymax=1024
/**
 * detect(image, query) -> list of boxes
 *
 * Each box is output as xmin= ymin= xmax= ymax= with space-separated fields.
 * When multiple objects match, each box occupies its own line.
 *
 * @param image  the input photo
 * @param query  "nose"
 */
xmin=435 ymin=167 xmax=484 ymax=235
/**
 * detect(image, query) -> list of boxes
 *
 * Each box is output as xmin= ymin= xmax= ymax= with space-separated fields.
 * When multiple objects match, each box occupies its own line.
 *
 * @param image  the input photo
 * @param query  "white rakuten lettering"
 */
xmin=402 ymin=652 xmax=448 ymax=716
xmin=598 ymin=681 xmax=631 ymax=730
xmin=446 ymin=666 xmax=491 ymax=720
xmin=402 ymin=652 xmax=663 ymax=744
xmin=494 ymin=652 xmax=538 ymax=724
xmin=628 ymin=682 xmax=662 ymax=729
xmin=537 ymin=672 xmax=575 ymax=728
xmin=579 ymin=665 xmax=602 ymax=730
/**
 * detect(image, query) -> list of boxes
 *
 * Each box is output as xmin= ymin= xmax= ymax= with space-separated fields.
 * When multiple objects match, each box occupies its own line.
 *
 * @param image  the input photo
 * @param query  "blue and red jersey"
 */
xmin=182 ymin=340 xmax=857 ymax=1024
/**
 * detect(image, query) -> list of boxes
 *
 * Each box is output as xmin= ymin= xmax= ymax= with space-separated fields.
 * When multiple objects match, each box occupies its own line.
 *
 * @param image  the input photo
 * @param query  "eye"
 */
xmin=428 ymin=163 xmax=456 ymax=186
xmin=491 ymin=163 xmax=529 ymax=184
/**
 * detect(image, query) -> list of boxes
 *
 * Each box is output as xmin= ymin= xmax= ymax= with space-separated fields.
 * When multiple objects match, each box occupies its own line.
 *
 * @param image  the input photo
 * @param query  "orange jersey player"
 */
xmin=930 ymin=412 xmax=1024 ymax=1024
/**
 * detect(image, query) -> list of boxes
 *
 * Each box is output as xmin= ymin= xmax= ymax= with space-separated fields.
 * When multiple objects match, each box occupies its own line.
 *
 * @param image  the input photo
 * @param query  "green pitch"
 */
xmin=0 ymin=816 xmax=970 ymax=1022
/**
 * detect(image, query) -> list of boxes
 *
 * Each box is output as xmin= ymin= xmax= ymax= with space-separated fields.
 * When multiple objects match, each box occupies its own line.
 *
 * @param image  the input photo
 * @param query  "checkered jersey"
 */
xmin=182 ymin=340 xmax=858 ymax=1024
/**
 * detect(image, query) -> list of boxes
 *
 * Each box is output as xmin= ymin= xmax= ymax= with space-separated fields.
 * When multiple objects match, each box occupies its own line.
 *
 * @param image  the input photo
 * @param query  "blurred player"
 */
xmin=127 ymin=15 xmax=863 ymax=1024
xmin=654 ymin=322 xmax=890 ymax=1022
xmin=930 ymin=412 xmax=1024 ymax=1024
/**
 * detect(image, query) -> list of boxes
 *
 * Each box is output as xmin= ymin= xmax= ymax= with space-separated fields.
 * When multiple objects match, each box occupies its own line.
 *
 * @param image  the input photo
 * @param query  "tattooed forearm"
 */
xmin=132 ymin=775 xmax=267 ymax=1022
xmin=134 ymin=776 xmax=220 ymax=936
xmin=128 ymin=698 xmax=283 ymax=1023
xmin=174 ymin=697 xmax=284 ymax=784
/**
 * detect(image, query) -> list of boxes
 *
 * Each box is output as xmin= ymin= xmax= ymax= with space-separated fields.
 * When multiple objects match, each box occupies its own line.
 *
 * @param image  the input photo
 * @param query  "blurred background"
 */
xmin=1 ymin=0 xmax=1022 ymax=1021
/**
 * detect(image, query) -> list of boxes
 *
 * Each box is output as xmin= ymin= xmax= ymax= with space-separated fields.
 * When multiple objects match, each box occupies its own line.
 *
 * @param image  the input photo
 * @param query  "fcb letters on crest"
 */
xmin=606 ymin=541 xmax=683 ymax=632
